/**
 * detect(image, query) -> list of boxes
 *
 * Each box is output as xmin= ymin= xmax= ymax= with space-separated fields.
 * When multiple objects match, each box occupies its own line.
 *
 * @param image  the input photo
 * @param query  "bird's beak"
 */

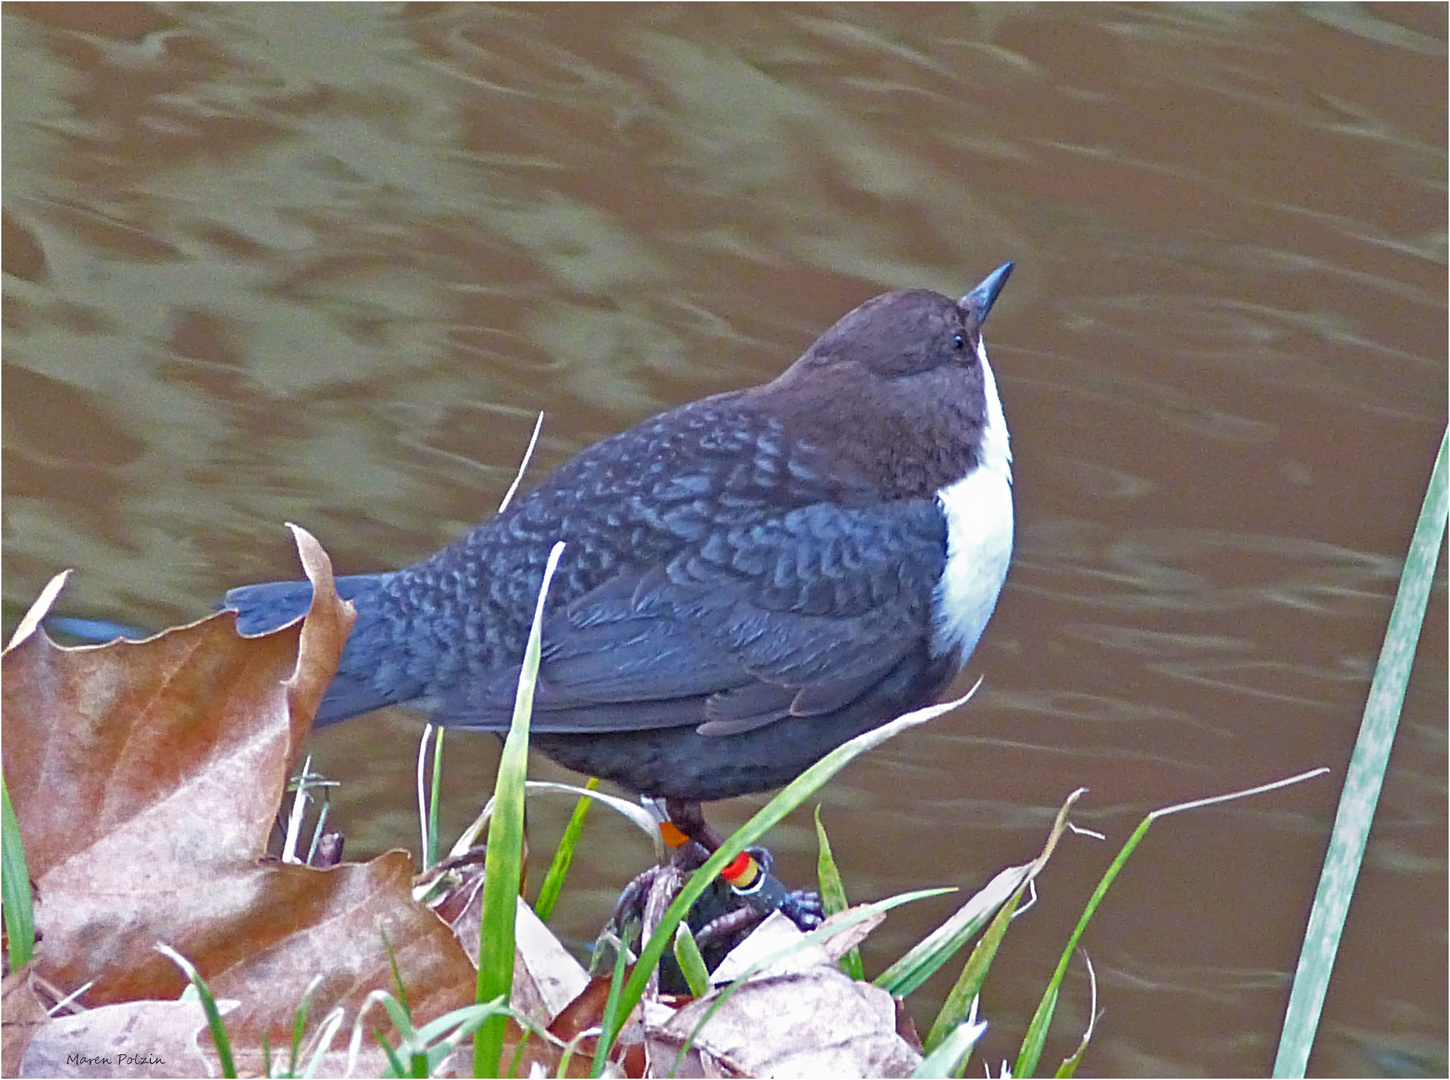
xmin=961 ymin=262 xmax=1014 ymax=323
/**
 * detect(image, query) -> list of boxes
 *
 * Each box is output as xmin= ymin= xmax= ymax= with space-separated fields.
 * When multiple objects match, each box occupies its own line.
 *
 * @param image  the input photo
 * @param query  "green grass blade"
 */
xmin=376 ymin=1027 xmax=408 ymax=1078
xmin=375 ymin=933 xmax=408 ymax=1019
xmin=922 ymin=877 xmax=1026 ymax=1055
xmin=1014 ymin=814 xmax=1147 ymax=1079
xmin=409 ymin=999 xmax=507 ymax=1047
xmin=1053 ymin=954 xmax=1098 ymax=1078
xmin=1274 ymin=427 xmax=1448 ymax=1078
xmin=158 ymin=944 xmax=237 ymax=1078
xmin=1015 ymin=770 xmax=1329 ymax=1078
xmin=918 ymin=788 xmax=1085 ymax=1059
xmin=399 ymin=999 xmax=512 ymax=1077
xmin=593 ymin=933 xmax=631 ymax=1077
xmin=876 ymin=862 xmax=1031 ymax=998
xmin=299 ymin=1006 xmax=347 ymax=1079
xmin=377 ymin=991 xmax=419 ymax=1069
xmin=883 ymin=788 xmax=1082 ymax=1003
xmin=673 ymin=922 xmax=712 ymax=998
xmin=427 ymin=726 xmax=444 ymax=870
xmin=474 ymin=541 xmax=565 ymax=1079
xmin=913 ymin=1015 xmax=988 ymax=1079
xmin=1 ymin=772 xmax=35 ymax=970
xmin=592 ymin=686 xmax=979 ymax=1069
xmin=534 ymin=777 xmax=599 ymax=923
xmin=814 ymin=807 xmax=863 ymax=980
xmin=289 ymin=976 xmax=321 ymax=1077
xmin=416 ymin=731 xmax=431 ymax=871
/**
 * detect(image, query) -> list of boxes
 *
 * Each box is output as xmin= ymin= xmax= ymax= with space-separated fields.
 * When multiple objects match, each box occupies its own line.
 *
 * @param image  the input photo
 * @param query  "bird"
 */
xmin=223 ymin=264 xmax=1016 ymax=822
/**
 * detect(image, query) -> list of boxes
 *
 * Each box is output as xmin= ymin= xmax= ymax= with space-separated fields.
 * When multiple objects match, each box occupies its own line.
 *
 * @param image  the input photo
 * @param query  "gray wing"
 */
xmin=435 ymin=498 xmax=948 ymax=736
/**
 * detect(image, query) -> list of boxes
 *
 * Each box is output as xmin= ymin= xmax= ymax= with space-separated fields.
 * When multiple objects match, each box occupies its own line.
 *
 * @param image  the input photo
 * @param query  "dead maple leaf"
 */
xmin=2 ymin=527 xmax=477 ymax=1065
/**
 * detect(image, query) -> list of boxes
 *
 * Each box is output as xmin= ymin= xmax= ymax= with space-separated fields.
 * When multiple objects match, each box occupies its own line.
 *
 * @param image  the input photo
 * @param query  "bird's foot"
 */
xmin=597 ymin=842 xmax=822 ymax=992
xmin=655 ymin=799 xmax=825 ymax=932
xmin=777 ymin=885 xmax=825 ymax=931
xmin=723 ymin=844 xmax=823 ymax=932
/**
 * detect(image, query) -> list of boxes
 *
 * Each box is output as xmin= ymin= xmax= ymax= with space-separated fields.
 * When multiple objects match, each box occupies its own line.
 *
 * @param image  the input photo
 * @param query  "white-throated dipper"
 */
xmin=225 ymin=264 xmax=1015 ymax=816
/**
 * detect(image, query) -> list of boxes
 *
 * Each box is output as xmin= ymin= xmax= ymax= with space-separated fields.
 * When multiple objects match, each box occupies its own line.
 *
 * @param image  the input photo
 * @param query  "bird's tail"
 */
xmin=47 ymin=574 xmax=397 ymax=726
xmin=47 ymin=574 xmax=393 ymax=726
xmin=44 ymin=615 xmax=150 ymax=643
xmin=46 ymin=574 xmax=386 ymax=644
xmin=222 ymin=573 xmax=403 ymax=725
xmin=223 ymin=573 xmax=388 ymax=634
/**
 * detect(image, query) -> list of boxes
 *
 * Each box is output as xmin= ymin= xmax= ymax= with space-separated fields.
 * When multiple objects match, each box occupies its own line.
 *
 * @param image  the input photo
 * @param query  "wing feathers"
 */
xmin=437 ymin=499 xmax=948 ymax=737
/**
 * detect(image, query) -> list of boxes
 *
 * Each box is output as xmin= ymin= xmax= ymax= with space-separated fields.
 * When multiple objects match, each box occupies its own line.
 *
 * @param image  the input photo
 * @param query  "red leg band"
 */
xmin=721 ymin=851 xmax=759 ymax=888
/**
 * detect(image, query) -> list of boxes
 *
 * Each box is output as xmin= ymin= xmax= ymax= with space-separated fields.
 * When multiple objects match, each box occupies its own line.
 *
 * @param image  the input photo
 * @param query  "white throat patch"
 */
xmin=931 ymin=339 xmax=1014 ymax=661
xmin=975 ymin=336 xmax=1012 ymax=484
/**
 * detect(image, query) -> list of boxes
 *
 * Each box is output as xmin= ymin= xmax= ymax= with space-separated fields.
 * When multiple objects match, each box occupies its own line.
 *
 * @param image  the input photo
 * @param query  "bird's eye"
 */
xmin=952 ymin=333 xmax=966 ymax=350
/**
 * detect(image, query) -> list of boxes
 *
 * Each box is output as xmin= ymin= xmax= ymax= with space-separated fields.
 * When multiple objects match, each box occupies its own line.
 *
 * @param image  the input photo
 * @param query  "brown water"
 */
xmin=4 ymin=5 xmax=1445 ymax=1075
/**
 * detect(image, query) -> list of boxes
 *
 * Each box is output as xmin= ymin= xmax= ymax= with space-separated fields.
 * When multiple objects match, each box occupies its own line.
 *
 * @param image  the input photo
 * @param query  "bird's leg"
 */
xmin=662 ymin=798 xmax=823 ymax=931
xmin=602 ymin=796 xmax=826 ymax=991
xmin=660 ymin=798 xmax=723 ymax=852
xmin=598 ymin=800 xmax=711 ymax=968
xmin=654 ymin=799 xmax=714 ymax=872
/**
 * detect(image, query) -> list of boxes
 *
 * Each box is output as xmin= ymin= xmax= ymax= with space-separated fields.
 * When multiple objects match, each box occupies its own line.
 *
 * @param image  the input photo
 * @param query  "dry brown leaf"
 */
xmin=18 ymin=1000 xmax=220 ymax=1079
xmin=542 ymin=973 xmax=647 ymax=1078
xmin=512 ymin=897 xmax=590 ymax=1026
xmin=1 ymin=528 xmax=477 ymax=1057
xmin=642 ymin=912 xmax=922 ymax=1079
xmin=228 ymin=1043 xmax=420 ymax=1079
xmin=816 ymin=903 xmax=887 ymax=962
xmin=439 ymin=862 xmax=490 ymax=969
xmin=1 ymin=967 xmax=53 ymax=1077
xmin=440 ymin=872 xmax=598 ymax=1077
xmin=444 ymin=875 xmax=588 ymax=1028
